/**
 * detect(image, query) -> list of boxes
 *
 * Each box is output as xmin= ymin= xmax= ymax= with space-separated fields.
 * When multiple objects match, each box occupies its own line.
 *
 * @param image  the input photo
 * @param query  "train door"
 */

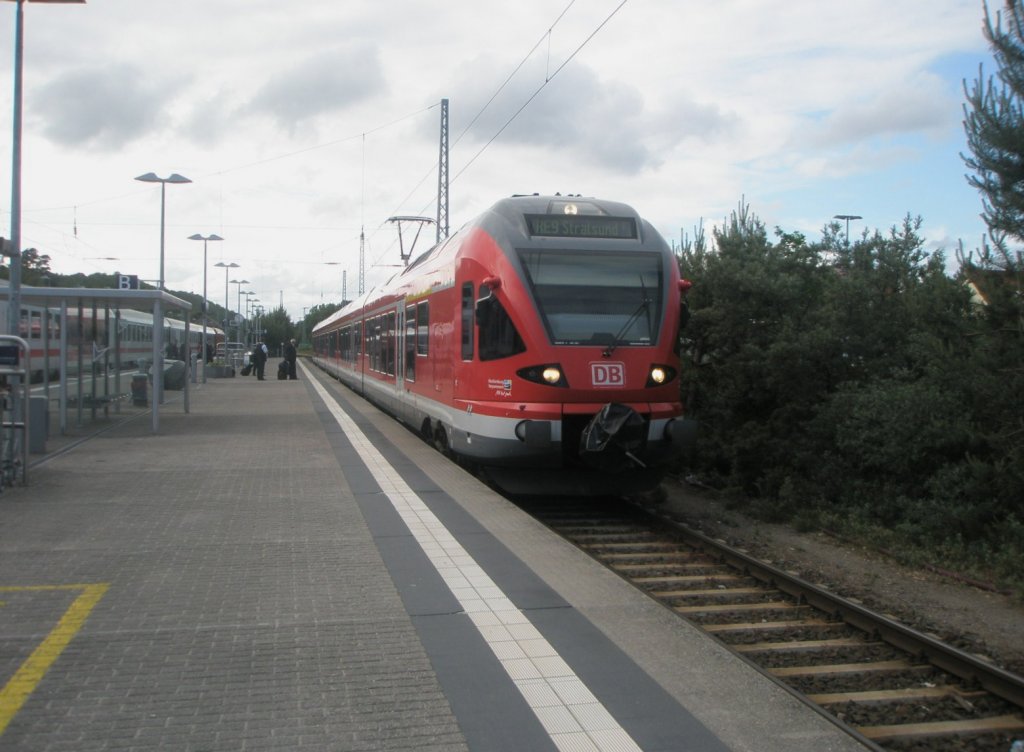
xmin=450 ymin=281 xmax=474 ymax=403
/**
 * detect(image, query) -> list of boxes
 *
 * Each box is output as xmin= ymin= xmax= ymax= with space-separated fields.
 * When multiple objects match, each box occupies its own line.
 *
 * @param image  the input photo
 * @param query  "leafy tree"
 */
xmin=260 ymin=306 xmax=294 ymax=355
xmin=678 ymin=201 xmax=831 ymax=499
xmin=301 ymin=302 xmax=344 ymax=346
xmin=0 ymin=247 xmax=53 ymax=285
xmin=22 ymin=248 xmax=53 ymax=285
xmin=675 ymin=202 xmax=1024 ymax=589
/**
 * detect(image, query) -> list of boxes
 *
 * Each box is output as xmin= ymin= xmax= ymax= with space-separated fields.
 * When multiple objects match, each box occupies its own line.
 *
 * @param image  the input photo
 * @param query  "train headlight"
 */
xmin=645 ymin=364 xmax=677 ymax=388
xmin=542 ymin=366 xmax=562 ymax=384
xmin=516 ymin=364 xmax=568 ymax=388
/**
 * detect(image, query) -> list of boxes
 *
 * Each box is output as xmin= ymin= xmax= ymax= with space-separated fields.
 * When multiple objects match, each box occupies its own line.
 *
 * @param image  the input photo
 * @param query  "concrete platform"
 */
xmin=0 ymin=358 xmax=872 ymax=751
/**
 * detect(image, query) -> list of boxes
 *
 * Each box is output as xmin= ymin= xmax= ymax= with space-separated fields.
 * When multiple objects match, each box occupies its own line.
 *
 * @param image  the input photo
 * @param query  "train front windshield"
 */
xmin=518 ymin=250 xmax=664 ymax=347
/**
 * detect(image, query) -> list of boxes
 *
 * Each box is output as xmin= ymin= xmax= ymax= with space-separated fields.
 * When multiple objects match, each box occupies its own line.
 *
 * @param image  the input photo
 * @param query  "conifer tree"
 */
xmin=963 ymin=1 xmax=1024 ymax=259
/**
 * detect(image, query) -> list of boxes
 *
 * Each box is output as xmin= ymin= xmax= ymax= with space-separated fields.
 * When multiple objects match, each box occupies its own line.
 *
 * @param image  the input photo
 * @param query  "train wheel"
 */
xmin=432 ymin=423 xmax=450 ymax=456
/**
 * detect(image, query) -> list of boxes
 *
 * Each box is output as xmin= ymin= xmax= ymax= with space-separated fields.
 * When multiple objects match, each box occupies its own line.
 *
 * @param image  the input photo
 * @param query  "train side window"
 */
xmin=385 ymin=311 xmax=396 ymax=376
xmin=477 ymin=286 xmax=525 ymax=362
xmin=417 ymin=301 xmax=429 ymax=356
xmin=405 ymin=304 xmax=416 ymax=381
xmin=371 ymin=316 xmax=381 ymax=372
xmin=461 ymin=283 xmax=474 ymax=361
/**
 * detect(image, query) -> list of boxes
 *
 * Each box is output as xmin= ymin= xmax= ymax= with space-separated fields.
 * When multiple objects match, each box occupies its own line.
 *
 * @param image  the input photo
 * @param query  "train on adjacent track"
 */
xmin=311 ymin=194 xmax=694 ymax=495
xmin=0 ymin=299 xmax=223 ymax=381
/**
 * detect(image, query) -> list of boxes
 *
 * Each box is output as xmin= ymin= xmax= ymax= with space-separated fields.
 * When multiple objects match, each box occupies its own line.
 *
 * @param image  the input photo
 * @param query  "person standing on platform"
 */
xmin=252 ymin=339 xmax=269 ymax=380
xmin=284 ymin=338 xmax=298 ymax=380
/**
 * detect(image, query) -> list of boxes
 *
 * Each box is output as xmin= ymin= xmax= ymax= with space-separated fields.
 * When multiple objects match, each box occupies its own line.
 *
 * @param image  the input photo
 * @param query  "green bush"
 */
xmin=677 ymin=204 xmax=1024 ymax=595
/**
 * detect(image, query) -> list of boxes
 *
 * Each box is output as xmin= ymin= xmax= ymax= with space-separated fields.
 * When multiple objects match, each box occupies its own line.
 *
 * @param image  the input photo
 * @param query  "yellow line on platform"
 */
xmin=0 ymin=583 xmax=110 ymax=737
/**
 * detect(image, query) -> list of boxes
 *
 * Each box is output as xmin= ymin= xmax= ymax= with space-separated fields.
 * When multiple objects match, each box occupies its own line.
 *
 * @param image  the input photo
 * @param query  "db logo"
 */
xmin=591 ymin=362 xmax=625 ymax=388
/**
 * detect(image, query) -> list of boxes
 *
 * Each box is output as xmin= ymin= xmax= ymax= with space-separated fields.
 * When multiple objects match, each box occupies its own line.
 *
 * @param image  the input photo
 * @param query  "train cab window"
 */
xmin=476 ymin=285 xmax=525 ymax=362
xmin=519 ymin=249 xmax=664 ymax=347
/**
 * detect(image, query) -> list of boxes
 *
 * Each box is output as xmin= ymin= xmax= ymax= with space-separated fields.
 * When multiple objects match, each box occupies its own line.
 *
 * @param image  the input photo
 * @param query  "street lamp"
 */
xmin=188 ymin=233 xmax=223 ymax=382
xmin=230 ymin=278 xmax=249 ymax=344
xmin=136 ymin=172 xmax=192 ymax=290
xmin=5 ymin=0 xmax=86 ymax=338
xmin=254 ymin=304 xmax=264 ymax=344
xmin=833 ymin=214 xmax=862 ymax=247
xmin=239 ymin=290 xmax=253 ymax=343
xmin=214 ymin=261 xmax=239 ymax=344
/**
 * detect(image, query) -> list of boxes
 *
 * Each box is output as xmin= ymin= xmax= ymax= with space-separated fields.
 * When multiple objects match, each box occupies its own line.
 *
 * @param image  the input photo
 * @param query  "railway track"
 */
xmin=518 ymin=496 xmax=1024 ymax=752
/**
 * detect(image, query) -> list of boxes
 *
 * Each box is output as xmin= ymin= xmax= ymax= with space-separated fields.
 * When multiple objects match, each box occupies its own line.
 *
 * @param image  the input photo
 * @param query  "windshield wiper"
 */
xmin=602 ymin=275 xmax=652 ymax=358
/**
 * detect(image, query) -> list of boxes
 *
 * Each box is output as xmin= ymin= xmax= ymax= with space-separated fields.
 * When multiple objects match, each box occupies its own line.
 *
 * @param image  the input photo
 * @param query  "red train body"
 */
xmin=312 ymin=195 xmax=693 ymax=495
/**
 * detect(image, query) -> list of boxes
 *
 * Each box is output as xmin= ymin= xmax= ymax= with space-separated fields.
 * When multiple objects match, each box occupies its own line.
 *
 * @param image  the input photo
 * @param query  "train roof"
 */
xmin=489 ymin=194 xmax=640 ymax=218
xmin=311 ymin=194 xmax=664 ymax=335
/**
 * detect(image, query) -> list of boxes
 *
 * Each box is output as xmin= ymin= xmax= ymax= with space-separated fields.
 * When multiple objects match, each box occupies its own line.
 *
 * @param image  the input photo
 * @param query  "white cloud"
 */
xmin=30 ymin=63 xmax=186 ymax=150
xmin=244 ymin=45 xmax=386 ymax=133
xmin=803 ymin=72 xmax=958 ymax=148
xmin=0 ymin=0 xmax=996 ymax=318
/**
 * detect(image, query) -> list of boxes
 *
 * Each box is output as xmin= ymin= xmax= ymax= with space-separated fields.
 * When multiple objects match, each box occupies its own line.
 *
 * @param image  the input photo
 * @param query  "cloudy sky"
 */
xmin=0 ymin=0 xmax=998 ymax=321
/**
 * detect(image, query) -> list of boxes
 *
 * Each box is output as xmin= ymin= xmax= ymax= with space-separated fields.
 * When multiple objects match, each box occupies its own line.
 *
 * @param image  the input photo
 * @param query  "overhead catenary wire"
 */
xmin=451 ymin=0 xmax=628 ymax=185
xmin=384 ymin=0 xmax=580 ymax=225
xmin=372 ymin=0 xmax=628 ymax=273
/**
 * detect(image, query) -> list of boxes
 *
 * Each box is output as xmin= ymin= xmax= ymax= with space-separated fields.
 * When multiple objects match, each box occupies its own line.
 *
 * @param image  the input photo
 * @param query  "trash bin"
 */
xmin=28 ymin=396 xmax=47 ymax=453
xmin=131 ymin=372 xmax=148 ymax=407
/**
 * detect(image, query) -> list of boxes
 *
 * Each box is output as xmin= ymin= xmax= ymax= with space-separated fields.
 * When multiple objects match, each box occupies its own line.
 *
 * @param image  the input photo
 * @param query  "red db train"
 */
xmin=311 ymin=194 xmax=693 ymax=495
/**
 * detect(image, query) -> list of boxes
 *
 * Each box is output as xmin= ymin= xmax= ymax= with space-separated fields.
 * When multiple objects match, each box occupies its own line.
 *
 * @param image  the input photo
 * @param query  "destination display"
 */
xmin=526 ymin=214 xmax=637 ymax=239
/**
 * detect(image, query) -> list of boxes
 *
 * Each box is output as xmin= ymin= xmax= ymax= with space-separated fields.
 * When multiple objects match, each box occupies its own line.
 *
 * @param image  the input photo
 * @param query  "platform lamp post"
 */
xmin=833 ymin=214 xmax=862 ymax=248
xmin=237 ymin=289 xmax=249 ymax=343
xmin=230 ymin=278 xmax=248 ymax=344
xmin=214 ymin=261 xmax=238 ymax=348
xmin=243 ymin=291 xmax=256 ymax=344
xmin=136 ymin=172 xmax=192 ymax=291
xmin=187 ymin=233 xmax=222 ymax=383
xmin=254 ymin=304 xmax=264 ymax=344
xmin=5 ymin=0 xmax=85 ymax=341
xmin=3 ymin=0 xmax=85 ymax=485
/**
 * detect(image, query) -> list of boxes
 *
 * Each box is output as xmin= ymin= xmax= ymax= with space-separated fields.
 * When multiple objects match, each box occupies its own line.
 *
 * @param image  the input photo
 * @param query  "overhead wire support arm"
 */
xmin=387 ymin=216 xmax=435 ymax=266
